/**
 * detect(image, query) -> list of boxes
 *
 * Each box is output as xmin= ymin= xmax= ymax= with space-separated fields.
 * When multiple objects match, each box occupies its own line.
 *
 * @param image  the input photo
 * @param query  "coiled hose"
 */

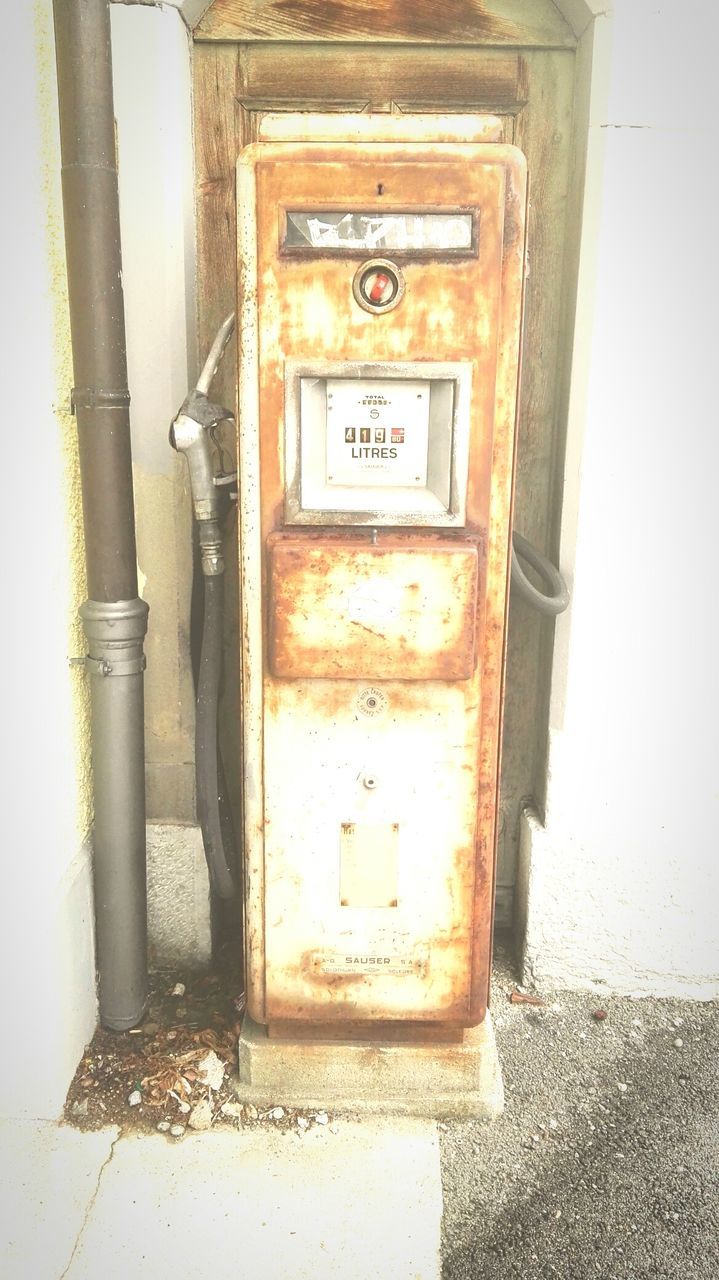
xmin=511 ymin=530 xmax=569 ymax=616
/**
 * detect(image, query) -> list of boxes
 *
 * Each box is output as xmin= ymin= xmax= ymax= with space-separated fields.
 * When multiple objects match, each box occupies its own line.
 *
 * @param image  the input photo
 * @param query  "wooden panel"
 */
xmin=240 ymin=44 xmax=527 ymax=114
xmin=267 ymin=536 xmax=479 ymax=680
xmin=193 ymin=43 xmax=241 ymax=414
xmin=195 ymin=0 xmax=576 ymax=47
xmin=499 ymin=48 xmax=576 ymax=888
xmin=193 ymin=44 xmax=244 ymax=836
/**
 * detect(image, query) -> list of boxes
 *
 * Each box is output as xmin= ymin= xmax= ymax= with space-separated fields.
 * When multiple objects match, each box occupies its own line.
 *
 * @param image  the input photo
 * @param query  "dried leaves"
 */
xmin=65 ymin=970 xmax=244 ymax=1132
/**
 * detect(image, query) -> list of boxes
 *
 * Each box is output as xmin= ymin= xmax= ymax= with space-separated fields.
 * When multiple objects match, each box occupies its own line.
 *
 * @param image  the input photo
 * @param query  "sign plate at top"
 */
xmin=285 ymin=211 xmax=474 ymax=254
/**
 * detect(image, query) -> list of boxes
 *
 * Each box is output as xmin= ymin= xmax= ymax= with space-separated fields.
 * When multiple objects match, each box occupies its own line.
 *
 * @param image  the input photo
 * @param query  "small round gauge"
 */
xmin=352 ymin=259 xmax=405 ymax=314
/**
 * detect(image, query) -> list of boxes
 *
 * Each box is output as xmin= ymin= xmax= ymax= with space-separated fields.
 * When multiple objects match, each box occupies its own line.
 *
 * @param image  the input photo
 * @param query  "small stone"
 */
xmin=169 ymin=1124 xmax=185 ymax=1138
xmin=178 ymin=1100 xmax=191 ymax=1115
xmin=592 ymin=1009 xmax=608 ymax=1022
xmin=127 ymin=1090 xmax=142 ymax=1107
xmin=617 ymin=1082 xmax=628 ymax=1092
xmin=632 ymin=1018 xmax=642 ymax=1027
xmin=196 ymin=1050 xmax=225 ymax=1092
xmin=71 ymin=1098 xmax=88 ymax=1118
xmin=171 ymin=983 xmax=186 ymax=997
xmin=672 ymin=1017 xmax=684 ymax=1028
xmin=142 ymin=1023 xmax=159 ymax=1036
xmin=268 ymin=1107 xmax=285 ymax=1120
xmin=188 ymin=1098 xmax=213 ymax=1131
xmin=548 ymin=1118 xmax=558 ymax=1130
xmin=246 ymin=1104 xmax=259 ymax=1120
xmin=220 ymin=1102 xmax=244 ymax=1119
xmin=674 ymin=1037 xmax=684 ymax=1048
xmin=313 ymin=1112 xmax=329 ymax=1125
xmin=297 ymin=1117 xmax=309 ymax=1130
xmin=157 ymin=1121 xmax=171 ymax=1132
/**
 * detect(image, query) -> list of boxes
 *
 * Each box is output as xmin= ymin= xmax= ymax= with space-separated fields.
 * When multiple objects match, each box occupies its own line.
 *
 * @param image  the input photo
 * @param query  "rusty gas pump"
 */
xmin=229 ymin=116 xmax=526 ymax=1115
xmin=171 ymin=114 xmax=573 ymax=1114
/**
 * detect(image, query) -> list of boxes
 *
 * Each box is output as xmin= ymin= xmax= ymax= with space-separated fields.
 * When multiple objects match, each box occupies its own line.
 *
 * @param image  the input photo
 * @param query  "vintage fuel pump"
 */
xmin=227 ymin=115 xmax=528 ymax=1112
xmin=169 ymin=101 xmax=574 ymax=1112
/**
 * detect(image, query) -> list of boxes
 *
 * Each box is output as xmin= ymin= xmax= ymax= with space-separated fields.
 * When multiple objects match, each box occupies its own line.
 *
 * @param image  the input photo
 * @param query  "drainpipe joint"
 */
xmin=80 ymin=598 xmax=150 ymax=676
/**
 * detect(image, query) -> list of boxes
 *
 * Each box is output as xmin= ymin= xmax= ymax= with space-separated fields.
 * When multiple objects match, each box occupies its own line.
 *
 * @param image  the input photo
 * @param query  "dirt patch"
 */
xmin=63 ymin=962 xmax=329 ymax=1139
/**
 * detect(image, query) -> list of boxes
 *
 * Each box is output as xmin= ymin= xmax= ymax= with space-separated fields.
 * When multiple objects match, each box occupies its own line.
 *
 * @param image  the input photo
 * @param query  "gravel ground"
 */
xmin=441 ymin=937 xmax=719 ymax=1280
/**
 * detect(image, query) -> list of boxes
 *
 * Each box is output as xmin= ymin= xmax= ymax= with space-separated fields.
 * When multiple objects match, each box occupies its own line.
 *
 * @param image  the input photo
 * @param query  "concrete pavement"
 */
xmin=2 ymin=944 xmax=717 ymax=1280
xmin=0 ymin=1118 xmax=442 ymax=1280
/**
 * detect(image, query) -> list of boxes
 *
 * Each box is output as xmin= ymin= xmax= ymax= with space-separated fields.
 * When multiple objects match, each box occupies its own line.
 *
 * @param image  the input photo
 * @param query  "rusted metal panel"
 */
xmin=256 ymin=670 xmax=482 ymax=1024
xmin=195 ymin=0 xmax=576 ymax=47
xmin=237 ymin=131 xmax=526 ymax=1028
xmin=267 ymin=535 xmax=478 ymax=681
xmin=259 ymin=112 xmax=505 ymax=145
xmin=251 ymin=144 xmax=508 ymax=545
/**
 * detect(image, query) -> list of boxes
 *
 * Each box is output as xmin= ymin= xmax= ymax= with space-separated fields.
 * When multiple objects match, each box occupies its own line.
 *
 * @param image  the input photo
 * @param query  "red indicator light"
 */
xmin=352 ymin=259 xmax=405 ymax=313
xmin=368 ymin=272 xmax=391 ymax=303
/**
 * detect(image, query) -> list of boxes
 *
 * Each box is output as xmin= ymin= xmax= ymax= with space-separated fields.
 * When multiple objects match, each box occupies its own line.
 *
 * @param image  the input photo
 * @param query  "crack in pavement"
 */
xmin=58 ymin=1131 xmax=121 ymax=1279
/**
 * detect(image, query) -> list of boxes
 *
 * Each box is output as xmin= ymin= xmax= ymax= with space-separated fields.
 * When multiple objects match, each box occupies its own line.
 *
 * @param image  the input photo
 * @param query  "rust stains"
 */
xmin=267 ymin=533 xmax=478 ymax=681
xmin=238 ymin=136 xmax=526 ymax=1033
xmin=267 ymin=1020 xmax=465 ymax=1044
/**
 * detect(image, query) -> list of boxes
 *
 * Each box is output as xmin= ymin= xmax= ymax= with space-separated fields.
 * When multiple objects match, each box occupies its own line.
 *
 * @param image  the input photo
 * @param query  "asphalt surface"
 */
xmin=441 ymin=938 xmax=719 ymax=1279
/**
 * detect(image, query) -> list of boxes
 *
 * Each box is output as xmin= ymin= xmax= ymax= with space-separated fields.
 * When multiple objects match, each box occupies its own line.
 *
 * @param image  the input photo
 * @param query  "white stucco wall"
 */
xmin=520 ymin=0 xmax=719 ymax=997
xmin=110 ymin=3 xmax=211 ymax=962
xmin=0 ymin=0 xmax=207 ymax=1121
xmin=1 ymin=1 xmax=97 ymax=1118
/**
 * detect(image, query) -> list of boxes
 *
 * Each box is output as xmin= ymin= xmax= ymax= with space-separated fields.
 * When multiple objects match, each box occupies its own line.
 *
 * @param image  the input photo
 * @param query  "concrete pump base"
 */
xmin=233 ymin=1011 xmax=504 ymax=1119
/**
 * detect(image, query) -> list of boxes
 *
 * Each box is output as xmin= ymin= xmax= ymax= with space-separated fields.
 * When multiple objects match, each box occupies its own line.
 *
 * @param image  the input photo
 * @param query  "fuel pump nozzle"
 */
xmin=171 ymin=313 xmax=237 ymax=901
xmin=170 ymin=312 xmax=236 ymax=572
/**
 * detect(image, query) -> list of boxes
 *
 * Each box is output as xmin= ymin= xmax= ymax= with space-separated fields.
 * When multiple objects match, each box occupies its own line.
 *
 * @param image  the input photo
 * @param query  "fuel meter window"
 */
xmin=326 ymin=379 xmax=430 ymax=489
xmin=283 ymin=210 xmax=476 ymax=256
xmin=284 ymin=360 xmax=472 ymax=528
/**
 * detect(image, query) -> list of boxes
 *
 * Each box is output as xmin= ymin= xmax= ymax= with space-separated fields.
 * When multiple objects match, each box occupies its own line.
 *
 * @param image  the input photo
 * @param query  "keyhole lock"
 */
xmin=352 ymin=258 xmax=405 ymax=315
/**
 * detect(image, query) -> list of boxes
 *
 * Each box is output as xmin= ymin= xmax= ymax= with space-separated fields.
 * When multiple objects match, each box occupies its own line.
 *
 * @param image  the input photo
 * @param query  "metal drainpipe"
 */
xmin=53 ymin=0 xmax=149 ymax=1029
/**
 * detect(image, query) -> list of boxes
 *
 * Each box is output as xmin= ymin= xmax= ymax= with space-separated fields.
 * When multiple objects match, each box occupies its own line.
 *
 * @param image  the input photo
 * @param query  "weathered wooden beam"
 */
xmin=194 ymin=0 xmax=576 ymax=48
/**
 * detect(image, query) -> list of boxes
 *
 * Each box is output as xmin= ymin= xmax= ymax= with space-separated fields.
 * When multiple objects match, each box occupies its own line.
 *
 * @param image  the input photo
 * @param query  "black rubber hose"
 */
xmin=511 ymin=530 xmax=570 ymax=616
xmin=196 ymin=573 xmax=237 ymax=900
